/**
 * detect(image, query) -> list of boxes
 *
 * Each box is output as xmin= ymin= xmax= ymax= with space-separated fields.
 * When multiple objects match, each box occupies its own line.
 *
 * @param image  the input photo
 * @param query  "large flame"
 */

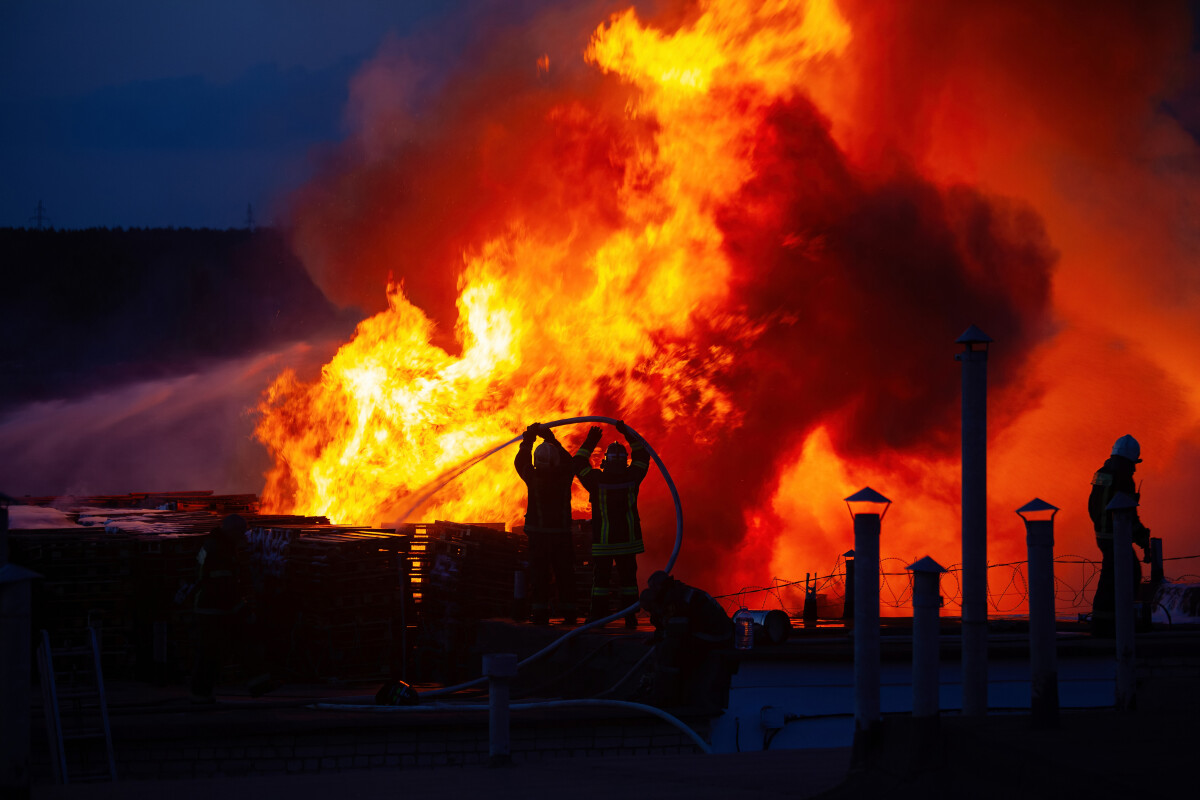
xmin=256 ymin=0 xmax=1200 ymax=609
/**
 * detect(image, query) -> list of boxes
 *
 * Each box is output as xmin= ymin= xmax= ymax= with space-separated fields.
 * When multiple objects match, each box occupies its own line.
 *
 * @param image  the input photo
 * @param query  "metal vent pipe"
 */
xmin=955 ymin=325 xmax=992 ymax=717
xmin=1018 ymin=498 xmax=1060 ymax=728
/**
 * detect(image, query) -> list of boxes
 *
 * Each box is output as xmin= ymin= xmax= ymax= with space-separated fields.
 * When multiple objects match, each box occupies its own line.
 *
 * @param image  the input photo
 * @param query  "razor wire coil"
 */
xmin=715 ymin=552 xmax=1200 ymax=616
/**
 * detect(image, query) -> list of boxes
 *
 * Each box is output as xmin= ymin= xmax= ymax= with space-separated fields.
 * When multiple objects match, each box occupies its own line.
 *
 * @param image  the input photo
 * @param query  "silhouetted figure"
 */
xmin=573 ymin=421 xmax=648 ymax=628
xmin=1088 ymin=434 xmax=1150 ymax=637
xmin=639 ymin=570 xmax=733 ymax=709
xmin=190 ymin=514 xmax=249 ymax=701
xmin=515 ymin=423 xmax=578 ymax=625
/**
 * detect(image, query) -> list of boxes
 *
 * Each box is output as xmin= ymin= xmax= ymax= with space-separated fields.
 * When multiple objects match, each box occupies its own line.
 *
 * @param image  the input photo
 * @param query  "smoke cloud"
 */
xmin=268 ymin=0 xmax=1199 ymax=597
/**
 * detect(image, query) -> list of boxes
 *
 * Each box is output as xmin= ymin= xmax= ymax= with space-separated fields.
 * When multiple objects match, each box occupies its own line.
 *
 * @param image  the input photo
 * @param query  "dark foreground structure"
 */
xmin=8 ymin=493 xmax=1200 ymax=798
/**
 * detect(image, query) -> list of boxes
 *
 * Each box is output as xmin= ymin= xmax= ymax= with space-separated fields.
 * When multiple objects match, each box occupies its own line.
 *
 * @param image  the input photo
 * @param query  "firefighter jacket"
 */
xmin=514 ymin=433 xmax=575 ymax=534
xmin=645 ymin=580 xmax=733 ymax=645
xmin=573 ymin=437 xmax=649 ymax=556
xmin=1088 ymin=455 xmax=1149 ymax=547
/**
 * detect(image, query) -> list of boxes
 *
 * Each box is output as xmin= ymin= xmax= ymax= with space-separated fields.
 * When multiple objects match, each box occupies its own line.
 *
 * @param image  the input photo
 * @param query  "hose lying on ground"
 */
xmin=310 ymin=697 xmax=712 ymax=754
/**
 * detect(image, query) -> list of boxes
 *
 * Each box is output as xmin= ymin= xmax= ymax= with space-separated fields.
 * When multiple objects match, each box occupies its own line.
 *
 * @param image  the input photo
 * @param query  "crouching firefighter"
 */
xmin=515 ymin=423 xmax=578 ymax=625
xmin=573 ymin=421 xmax=649 ymax=628
xmin=639 ymin=570 xmax=733 ymax=710
xmin=1088 ymin=434 xmax=1151 ymax=637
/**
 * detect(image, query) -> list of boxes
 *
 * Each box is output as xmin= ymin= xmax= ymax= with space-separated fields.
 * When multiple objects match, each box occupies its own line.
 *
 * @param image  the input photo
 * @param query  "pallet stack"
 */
xmin=275 ymin=526 xmax=411 ymax=682
xmin=13 ymin=529 xmax=140 ymax=676
xmin=11 ymin=494 xmax=579 ymax=685
xmin=397 ymin=521 xmax=524 ymax=682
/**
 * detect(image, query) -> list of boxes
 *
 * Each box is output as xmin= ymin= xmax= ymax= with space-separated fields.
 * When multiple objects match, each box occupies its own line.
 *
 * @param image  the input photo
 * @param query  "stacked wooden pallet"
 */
xmin=270 ymin=525 xmax=411 ymax=681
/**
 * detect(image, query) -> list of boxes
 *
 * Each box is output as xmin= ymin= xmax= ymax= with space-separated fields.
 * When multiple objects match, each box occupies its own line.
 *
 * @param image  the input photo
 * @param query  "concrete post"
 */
xmin=955 ymin=325 xmax=992 ymax=717
xmin=845 ymin=487 xmax=889 ymax=766
xmin=1106 ymin=493 xmax=1137 ymax=711
xmin=802 ymin=573 xmax=818 ymax=628
xmin=483 ymin=653 xmax=518 ymax=766
xmin=1018 ymin=499 xmax=1059 ymax=729
xmin=1146 ymin=537 xmax=1163 ymax=630
xmin=908 ymin=556 xmax=946 ymax=720
xmin=842 ymin=550 xmax=855 ymax=623
xmin=1 ymin=501 xmax=41 ymax=796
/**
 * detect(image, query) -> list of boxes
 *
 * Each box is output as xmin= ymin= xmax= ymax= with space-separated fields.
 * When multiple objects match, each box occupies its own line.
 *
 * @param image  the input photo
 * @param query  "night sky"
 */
xmin=0 ymin=0 xmax=479 ymax=229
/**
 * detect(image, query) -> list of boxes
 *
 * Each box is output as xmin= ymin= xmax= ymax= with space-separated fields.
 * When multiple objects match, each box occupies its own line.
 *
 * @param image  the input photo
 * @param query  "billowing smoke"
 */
xmin=266 ymin=0 xmax=1200 ymax=597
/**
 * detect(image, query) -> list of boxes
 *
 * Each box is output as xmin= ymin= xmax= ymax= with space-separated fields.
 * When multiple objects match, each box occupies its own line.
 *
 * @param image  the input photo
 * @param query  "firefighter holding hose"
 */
xmin=1088 ymin=434 xmax=1151 ymax=637
xmin=574 ymin=421 xmax=649 ymax=628
xmin=515 ymin=423 xmax=578 ymax=625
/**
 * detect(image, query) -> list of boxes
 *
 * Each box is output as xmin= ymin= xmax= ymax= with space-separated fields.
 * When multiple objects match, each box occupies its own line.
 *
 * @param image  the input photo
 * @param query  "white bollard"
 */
xmin=483 ymin=653 xmax=518 ymax=766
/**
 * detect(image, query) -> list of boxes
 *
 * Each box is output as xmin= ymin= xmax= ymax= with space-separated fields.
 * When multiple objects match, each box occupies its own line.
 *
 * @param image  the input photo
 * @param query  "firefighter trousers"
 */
xmin=589 ymin=553 xmax=638 ymax=619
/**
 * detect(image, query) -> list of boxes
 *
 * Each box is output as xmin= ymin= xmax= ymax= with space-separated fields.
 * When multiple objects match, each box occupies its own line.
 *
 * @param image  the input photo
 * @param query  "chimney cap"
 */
xmin=844 ymin=487 xmax=891 ymax=504
xmin=1016 ymin=498 xmax=1059 ymax=514
xmin=955 ymin=324 xmax=993 ymax=345
xmin=907 ymin=556 xmax=946 ymax=573
xmin=1105 ymin=492 xmax=1139 ymax=512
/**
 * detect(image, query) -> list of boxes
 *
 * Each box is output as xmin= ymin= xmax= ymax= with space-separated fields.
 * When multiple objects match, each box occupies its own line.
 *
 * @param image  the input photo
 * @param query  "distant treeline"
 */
xmin=0 ymin=227 xmax=358 ymax=411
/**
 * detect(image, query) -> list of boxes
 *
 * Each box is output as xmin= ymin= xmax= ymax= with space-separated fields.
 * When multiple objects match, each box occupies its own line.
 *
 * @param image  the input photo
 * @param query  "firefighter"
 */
xmin=638 ymin=570 xmax=733 ymax=709
xmin=190 ymin=513 xmax=249 ymax=702
xmin=1088 ymin=434 xmax=1150 ymax=637
xmin=514 ymin=423 xmax=578 ymax=625
xmin=573 ymin=421 xmax=649 ymax=628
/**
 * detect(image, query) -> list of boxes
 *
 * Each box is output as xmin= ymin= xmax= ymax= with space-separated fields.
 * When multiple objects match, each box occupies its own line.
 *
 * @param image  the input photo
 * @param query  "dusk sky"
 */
xmin=0 ymin=0 xmax=489 ymax=229
xmin=4 ymin=1 xmax=1197 ymax=231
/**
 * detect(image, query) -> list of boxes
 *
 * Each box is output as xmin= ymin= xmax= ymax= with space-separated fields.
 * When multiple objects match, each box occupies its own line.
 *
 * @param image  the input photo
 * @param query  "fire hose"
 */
xmin=312 ymin=418 xmax=706 ymax=749
xmin=396 ymin=415 xmax=684 ymax=699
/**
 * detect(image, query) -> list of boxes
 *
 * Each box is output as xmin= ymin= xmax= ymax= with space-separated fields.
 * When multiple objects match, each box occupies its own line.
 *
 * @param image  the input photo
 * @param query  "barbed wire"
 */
xmin=716 ymin=553 xmax=1200 ymax=616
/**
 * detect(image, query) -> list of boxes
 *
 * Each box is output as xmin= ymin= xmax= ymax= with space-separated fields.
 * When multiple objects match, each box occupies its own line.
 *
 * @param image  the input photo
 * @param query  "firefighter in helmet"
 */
xmin=1088 ymin=434 xmax=1150 ymax=637
xmin=573 ymin=421 xmax=649 ymax=628
xmin=191 ymin=513 xmax=249 ymax=702
xmin=639 ymin=570 xmax=733 ymax=709
xmin=514 ymin=423 xmax=578 ymax=625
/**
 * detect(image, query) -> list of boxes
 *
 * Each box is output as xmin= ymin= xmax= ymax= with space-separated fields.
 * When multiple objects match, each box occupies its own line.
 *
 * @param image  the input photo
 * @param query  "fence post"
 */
xmin=1106 ymin=493 xmax=1137 ymax=711
xmin=1 ymin=499 xmax=41 ymax=796
xmin=842 ymin=550 xmax=855 ymax=624
xmin=483 ymin=653 xmax=518 ymax=766
xmin=1017 ymin=498 xmax=1059 ymax=729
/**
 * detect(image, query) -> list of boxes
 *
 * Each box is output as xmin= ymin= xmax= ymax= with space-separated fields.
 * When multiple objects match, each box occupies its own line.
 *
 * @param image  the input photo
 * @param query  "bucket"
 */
xmin=746 ymin=609 xmax=792 ymax=645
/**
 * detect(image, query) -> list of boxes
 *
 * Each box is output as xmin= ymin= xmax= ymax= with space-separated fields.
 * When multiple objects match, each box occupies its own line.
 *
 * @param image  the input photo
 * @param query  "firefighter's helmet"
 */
xmin=1111 ymin=434 xmax=1142 ymax=463
xmin=534 ymin=441 xmax=560 ymax=469
xmin=604 ymin=442 xmax=627 ymax=467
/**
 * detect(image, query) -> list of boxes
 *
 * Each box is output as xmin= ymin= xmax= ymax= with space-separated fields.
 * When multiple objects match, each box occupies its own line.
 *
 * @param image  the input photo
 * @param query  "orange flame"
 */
xmin=257 ymin=0 xmax=852 ymax=527
xmin=257 ymin=0 xmax=1200 ymax=605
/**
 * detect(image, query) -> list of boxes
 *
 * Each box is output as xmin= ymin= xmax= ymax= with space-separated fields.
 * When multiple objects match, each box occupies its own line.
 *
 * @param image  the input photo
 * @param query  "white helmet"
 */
xmin=1111 ymin=434 xmax=1142 ymax=463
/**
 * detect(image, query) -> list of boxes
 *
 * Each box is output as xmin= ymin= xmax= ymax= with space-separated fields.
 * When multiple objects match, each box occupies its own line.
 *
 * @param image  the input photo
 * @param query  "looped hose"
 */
xmin=396 ymin=416 xmax=683 ymax=698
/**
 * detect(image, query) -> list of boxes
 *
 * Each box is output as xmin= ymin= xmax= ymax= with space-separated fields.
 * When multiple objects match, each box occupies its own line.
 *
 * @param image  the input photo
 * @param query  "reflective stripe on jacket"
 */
xmin=573 ymin=440 xmax=649 ymax=555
